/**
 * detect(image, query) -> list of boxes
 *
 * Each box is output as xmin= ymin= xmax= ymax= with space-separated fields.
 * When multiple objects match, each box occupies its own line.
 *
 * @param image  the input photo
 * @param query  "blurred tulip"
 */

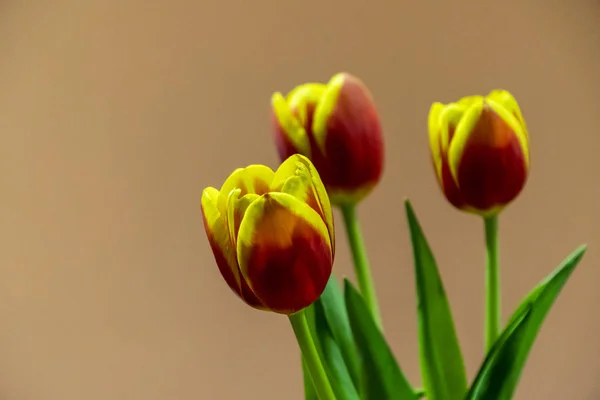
xmin=200 ymin=154 xmax=335 ymax=314
xmin=271 ymin=72 xmax=384 ymax=205
xmin=428 ymin=90 xmax=530 ymax=216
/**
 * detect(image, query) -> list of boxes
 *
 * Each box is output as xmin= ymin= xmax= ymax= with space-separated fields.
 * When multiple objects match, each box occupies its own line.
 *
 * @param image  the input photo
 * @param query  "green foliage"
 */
xmin=299 ymin=201 xmax=586 ymax=400
xmin=344 ymin=279 xmax=417 ymax=400
xmin=305 ymin=281 xmax=360 ymax=400
xmin=405 ymin=200 xmax=468 ymax=400
xmin=466 ymin=245 xmax=586 ymax=400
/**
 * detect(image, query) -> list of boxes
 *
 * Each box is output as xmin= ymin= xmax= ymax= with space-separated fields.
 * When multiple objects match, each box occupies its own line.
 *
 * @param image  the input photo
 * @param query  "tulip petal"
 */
xmin=226 ymin=189 xmax=260 ymax=249
xmin=296 ymin=157 xmax=335 ymax=252
xmin=429 ymin=102 xmax=472 ymax=210
xmin=428 ymin=102 xmax=446 ymax=179
xmin=312 ymin=74 xmax=345 ymax=155
xmin=311 ymin=73 xmax=384 ymax=203
xmin=202 ymin=187 xmax=240 ymax=287
xmin=449 ymin=104 xmax=528 ymax=212
xmin=287 ymin=83 xmax=327 ymax=129
xmin=457 ymin=95 xmax=481 ymax=108
xmin=439 ymin=103 xmax=469 ymax=153
xmin=486 ymin=98 xmax=530 ymax=167
xmin=236 ymin=192 xmax=333 ymax=314
xmin=271 ymin=92 xmax=312 ymax=157
xmin=201 ymin=187 xmax=265 ymax=309
xmin=430 ymin=101 xmax=471 ymax=182
xmin=217 ymin=165 xmax=275 ymax=214
xmin=271 ymin=154 xmax=305 ymax=191
xmin=439 ymin=154 xmax=467 ymax=210
xmin=487 ymin=90 xmax=529 ymax=138
xmin=271 ymin=155 xmax=335 ymax=252
xmin=447 ymin=99 xmax=485 ymax=183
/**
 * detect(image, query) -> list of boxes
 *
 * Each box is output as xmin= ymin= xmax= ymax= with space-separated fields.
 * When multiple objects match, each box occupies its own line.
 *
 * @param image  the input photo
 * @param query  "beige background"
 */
xmin=1 ymin=0 xmax=599 ymax=399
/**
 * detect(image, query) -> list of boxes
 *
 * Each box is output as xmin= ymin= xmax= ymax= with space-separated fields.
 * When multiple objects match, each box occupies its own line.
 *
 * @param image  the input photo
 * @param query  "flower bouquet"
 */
xmin=200 ymin=72 xmax=587 ymax=400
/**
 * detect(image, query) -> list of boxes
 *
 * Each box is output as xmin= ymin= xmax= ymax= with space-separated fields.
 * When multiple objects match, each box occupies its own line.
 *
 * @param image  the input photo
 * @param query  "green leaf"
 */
xmin=312 ymin=298 xmax=361 ymax=400
xmin=466 ymin=245 xmax=587 ymax=400
xmin=304 ymin=298 xmax=359 ymax=400
xmin=319 ymin=276 xmax=362 ymax=388
xmin=465 ymin=303 xmax=534 ymax=399
xmin=404 ymin=200 xmax=468 ymax=400
xmin=344 ymin=279 xmax=417 ymax=400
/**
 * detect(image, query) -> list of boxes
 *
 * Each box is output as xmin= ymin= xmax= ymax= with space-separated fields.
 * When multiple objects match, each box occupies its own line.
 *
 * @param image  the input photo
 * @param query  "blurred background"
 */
xmin=1 ymin=0 xmax=599 ymax=399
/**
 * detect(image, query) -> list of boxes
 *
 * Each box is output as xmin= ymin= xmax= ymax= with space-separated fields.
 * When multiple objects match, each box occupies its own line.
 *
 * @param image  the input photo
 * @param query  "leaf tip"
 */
xmin=567 ymin=244 xmax=588 ymax=265
xmin=342 ymin=278 xmax=353 ymax=296
xmin=404 ymin=198 xmax=416 ymax=219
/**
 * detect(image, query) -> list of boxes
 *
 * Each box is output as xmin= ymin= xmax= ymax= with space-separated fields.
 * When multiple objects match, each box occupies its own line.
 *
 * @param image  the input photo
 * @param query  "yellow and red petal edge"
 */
xmin=271 ymin=90 xmax=313 ymax=158
xmin=271 ymin=154 xmax=335 ymax=252
xmin=236 ymin=192 xmax=333 ymax=314
xmin=428 ymin=89 xmax=530 ymax=215
xmin=428 ymin=102 xmax=469 ymax=210
xmin=453 ymin=104 xmax=528 ymax=213
xmin=312 ymin=72 xmax=384 ymax=203
xmin=271 ymin=73 xmax=384 ymax=206
xmin=487 ymin=89 xmax=529 ymax=141
xmin=201 ymin=188 xmax=266 ymax=309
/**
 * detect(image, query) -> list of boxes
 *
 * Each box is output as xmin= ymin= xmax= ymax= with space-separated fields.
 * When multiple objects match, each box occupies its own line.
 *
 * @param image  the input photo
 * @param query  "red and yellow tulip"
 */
xmin=428 ymin=90 xmax=530 ymax=216
xmin=271 ymin=72 xmax=384 ymax=206
xmin=200 ymin=154 xmax=335 ymax=314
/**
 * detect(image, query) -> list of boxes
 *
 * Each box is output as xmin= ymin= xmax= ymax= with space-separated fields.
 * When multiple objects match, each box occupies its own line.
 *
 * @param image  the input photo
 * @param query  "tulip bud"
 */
xmin=428 ymin=90 xmax=530 ymax=216
xmin=271 ymin=72 xmax=384 ymax=206
xmin=200 ymin=154 xmax=335 ymax=314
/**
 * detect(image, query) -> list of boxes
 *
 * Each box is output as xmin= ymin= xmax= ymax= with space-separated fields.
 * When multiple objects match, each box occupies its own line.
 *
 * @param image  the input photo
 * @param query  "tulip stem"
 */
xmin=302 ymin=356 xmax=318 ymax=399
xmin=340 ymin=204 xmax=383 ymax=330
xmin=289 ymin=311 xmax=336 ymax=400
xmin=484 ymin=214 xmax=501 ymax=352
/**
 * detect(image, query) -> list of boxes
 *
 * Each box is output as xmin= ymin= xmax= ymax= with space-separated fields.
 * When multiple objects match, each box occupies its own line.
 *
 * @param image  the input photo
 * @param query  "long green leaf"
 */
xmin=313 ymin=298 xmax=360 ymax=400
xmin=465 ymin=303 xmax=534 ymax=399
xmin=404 ymin=200 xmax=468 ymax=400
xmin=319 ymin=276 xmax=362 ymax=388
xmin=466 ymin=245 xmax=587 ymax=400
xmin=304 ymin=298 xmax=359 ymax=400
xmin=344 ymin=279 xmax=416 ymax=400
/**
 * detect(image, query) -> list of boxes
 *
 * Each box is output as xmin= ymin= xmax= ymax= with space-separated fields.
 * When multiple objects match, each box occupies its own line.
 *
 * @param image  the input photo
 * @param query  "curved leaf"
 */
xmin=466 ymin=245 xmax=586 ymax=400
xmin=303 ymin=298 xmax=359 ymax=400
xmin=312 ymin=298 xmax=360 ymax=400
xmin=319 ymin=276 xmax=362 ymax=390
xmin=404 ymin=200 xmax=468 ymax=400
xmin=344 ymin=279 xmax=416 ymax=400
xmin=466 ymin=304 xmax=534 ymax=399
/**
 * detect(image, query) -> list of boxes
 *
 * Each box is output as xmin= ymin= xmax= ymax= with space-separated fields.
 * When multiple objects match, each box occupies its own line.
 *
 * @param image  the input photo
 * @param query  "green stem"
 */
xmin=289 ymin=311 xmax=336 ymax=400
xmin=484 ymin=214 xmax=501 ymax=352
xmin=340 ymin=204 xmax=383 ymax=329
xmin=414 ymin=388 xmax=426 ymax=398
xmin=302 ymin=356 xmax=318 ymax=399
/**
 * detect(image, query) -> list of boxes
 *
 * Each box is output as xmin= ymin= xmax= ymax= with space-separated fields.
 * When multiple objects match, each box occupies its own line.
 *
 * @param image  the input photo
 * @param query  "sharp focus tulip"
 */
xmin=429 ymin=90 xmax=529 ymax=216
xmin=428 ymin=90 xmax=530 ymax=216
xmin=271 ymin=72 xmax=384 ymax=206
xmin=200 ymin=154 xmax=335 ymax=314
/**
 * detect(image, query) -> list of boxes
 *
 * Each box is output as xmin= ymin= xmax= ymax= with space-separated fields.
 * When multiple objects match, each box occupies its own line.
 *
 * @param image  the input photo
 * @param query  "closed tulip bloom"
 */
xmin=200 ymin=154 xmax=335 ymax=314
xmin=271 ymin=72 xmax=384 ymax=206
xmin=428 ymin=90 xmax=530 ymax=216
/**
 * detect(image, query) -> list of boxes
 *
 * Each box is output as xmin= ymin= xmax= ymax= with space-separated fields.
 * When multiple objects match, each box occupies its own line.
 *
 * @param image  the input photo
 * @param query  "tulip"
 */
xmin=271 ymin=72 xmax=384 ymax=206
xmin=200 ymin=154 xmax=335 ymax=314
xmin=428 ymin=90 xmax=530 ymax=216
